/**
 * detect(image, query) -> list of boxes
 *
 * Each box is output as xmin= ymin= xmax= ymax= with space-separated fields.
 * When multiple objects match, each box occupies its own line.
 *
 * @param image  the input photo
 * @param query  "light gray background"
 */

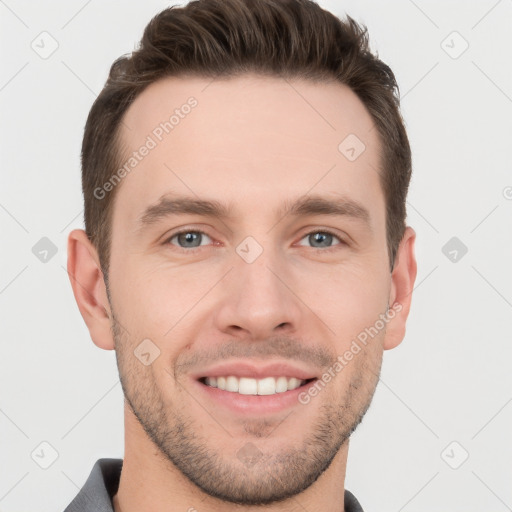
xmin=1 ymin=1 xmax=511 ymax=511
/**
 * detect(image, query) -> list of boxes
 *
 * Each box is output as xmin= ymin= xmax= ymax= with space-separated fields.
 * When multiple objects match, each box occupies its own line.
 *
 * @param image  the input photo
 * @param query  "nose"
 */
xmin=213 ymin=246 xmax=302 ymax=340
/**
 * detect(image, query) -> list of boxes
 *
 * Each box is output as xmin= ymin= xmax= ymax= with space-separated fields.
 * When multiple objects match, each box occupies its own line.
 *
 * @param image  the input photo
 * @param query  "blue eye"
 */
xmin=297 ymin=230 xmax=345 ymax=250
xmin=166 ymin=230 xmax=212 ymax=249
xmin=164 ymin=228 xmax=346 ymax=253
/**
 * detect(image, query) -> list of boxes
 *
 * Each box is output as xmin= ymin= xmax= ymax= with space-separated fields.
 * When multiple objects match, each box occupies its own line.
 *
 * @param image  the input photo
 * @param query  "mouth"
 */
xmin=194 ymin=375 xmax=319 ymax=415
xmin=198 ymin=375 xmax=317 ymax=396
xmin=190 ymin=360 xmax=320 ymax=414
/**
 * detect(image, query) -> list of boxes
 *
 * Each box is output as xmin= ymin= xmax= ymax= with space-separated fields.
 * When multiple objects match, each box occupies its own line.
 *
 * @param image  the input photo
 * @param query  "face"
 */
xmin=108 ymin=74 xmax=392 ymax=504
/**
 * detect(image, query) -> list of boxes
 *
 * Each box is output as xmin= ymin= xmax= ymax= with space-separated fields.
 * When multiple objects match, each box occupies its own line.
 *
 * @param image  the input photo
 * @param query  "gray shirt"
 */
xmin=63 ymin=458 xmax=365 ymax=512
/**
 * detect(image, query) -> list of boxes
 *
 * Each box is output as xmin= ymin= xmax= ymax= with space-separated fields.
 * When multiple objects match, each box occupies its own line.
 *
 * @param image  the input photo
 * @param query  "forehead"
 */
xmin=113 ymin=74 xmax=384 ymax=231
xmin=121 ymin=74 xmax=378 ymax=152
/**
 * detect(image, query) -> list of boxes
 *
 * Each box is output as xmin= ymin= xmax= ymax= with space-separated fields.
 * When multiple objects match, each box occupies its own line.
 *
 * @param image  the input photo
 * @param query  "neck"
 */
xmin=113 ymin=402 xmax=349 ymax=512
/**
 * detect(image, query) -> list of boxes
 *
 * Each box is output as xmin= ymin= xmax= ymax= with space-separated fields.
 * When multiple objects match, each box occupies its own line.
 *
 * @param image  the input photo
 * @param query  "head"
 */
xmin=68 ymin=0 xmax=417 ymax=506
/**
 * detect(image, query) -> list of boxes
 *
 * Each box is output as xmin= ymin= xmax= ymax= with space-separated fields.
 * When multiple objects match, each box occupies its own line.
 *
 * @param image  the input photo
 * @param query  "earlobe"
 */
xmin=66 ymin=229 xmax=115 ymax=351
xmin=383 ymin=226 xmax=418 ymax=351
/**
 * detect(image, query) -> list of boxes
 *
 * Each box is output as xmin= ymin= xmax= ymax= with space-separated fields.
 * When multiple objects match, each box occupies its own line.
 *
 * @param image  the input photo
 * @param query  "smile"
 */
xmin=200 ymin=376 xmax=315 ymax=395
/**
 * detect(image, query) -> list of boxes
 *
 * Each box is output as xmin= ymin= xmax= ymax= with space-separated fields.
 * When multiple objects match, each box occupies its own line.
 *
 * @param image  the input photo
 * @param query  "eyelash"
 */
xmin=164 ymin=228 xmax=347 ymax=253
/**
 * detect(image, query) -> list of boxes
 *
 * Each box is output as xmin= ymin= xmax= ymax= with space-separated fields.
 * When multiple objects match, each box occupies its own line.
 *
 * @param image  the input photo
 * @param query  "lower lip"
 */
xmin=193 ymin=378 xmax=318 ymax=415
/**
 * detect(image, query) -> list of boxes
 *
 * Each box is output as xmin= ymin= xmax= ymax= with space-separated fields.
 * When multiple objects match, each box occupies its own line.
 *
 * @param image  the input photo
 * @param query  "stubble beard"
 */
xmin=111 ymin=311 xmax=381 ymax=505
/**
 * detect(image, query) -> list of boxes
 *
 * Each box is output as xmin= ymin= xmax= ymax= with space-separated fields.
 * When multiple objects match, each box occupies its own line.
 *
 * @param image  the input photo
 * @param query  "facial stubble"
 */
xmin=110 ymin=308 xmax=382 ymax=505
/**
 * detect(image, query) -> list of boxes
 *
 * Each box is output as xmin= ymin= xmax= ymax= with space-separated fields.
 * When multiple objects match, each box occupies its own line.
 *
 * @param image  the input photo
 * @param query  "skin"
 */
xmin=67 ymin=74 xmax=417 ymax=512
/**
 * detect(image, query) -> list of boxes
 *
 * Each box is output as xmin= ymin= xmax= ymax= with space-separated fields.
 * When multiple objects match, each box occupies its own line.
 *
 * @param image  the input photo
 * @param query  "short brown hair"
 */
xmin=82 ymin=0 xmax=412 ymax=281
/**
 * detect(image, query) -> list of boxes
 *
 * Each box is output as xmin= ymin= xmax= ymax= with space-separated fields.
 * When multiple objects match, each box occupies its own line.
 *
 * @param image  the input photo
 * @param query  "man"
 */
xmin=65 ymin=0 xmax=417 ymax=510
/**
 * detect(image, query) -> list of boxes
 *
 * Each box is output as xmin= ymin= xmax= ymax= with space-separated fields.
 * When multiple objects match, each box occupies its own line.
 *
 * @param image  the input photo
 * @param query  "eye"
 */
xmin=165 ymin=229 xmax=213 ymax=250
xmin=296 ymin=229 xmax=346 ymax=251
xmin=163 ymin=228 xmax=347 ymax=253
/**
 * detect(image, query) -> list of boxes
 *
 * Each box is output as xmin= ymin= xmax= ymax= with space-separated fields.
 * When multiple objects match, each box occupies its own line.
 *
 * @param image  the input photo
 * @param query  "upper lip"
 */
xmin=191 ymin=360 xmax=319 ymax=381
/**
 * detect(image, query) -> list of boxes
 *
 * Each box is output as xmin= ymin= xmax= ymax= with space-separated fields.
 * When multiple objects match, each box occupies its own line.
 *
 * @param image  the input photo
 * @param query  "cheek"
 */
xmin=112 ymin=265 xmax=215 ymax=375
xmin=110 ymin=259 xmax=186 ymax=333
xmin=296 ymin=263 xmax=388 ymax=336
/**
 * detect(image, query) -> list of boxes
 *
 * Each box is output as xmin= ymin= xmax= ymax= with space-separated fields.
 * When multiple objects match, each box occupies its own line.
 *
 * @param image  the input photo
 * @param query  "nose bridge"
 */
xmin=239 ymin=245 xmax=282 ymax=299
xmin=236 ymin=238 xmax=287 ymax=308
xmin=214 ymin=237 xmax=300 ymax=336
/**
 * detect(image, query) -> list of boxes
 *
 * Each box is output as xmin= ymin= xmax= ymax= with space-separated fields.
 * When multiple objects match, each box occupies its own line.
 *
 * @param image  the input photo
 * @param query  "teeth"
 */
xmin=226 ymin=376 xmax=239 ymax=392
xmin=204 ymin=376 xmax=307 ymax=395
xmin=276 ymin=376 xmax=288 ymax=393
xmin=239 ymin=377 xmax=258 ymax=395
xmin=287 ymin=377 xmax=302 ymax=391
xmin=258 ymin=377 xmax=277 ymax=395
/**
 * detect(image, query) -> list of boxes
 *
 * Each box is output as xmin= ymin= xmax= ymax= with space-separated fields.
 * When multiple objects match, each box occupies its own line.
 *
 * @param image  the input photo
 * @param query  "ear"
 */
xmin=383 ymin=226 xmax=417 ymax=350
xmin=66 ymin=229 xmax=114 ymax=350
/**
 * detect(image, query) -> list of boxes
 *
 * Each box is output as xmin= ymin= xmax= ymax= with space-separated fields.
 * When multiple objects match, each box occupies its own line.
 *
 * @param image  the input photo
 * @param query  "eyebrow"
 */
xmin=136 ymin=192 xmax=371 ymax=233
